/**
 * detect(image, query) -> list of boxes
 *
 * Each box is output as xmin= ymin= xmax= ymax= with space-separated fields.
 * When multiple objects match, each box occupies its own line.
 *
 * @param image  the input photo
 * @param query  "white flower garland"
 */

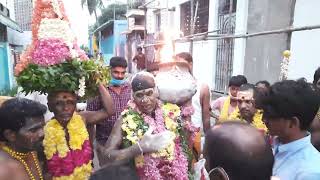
xmin=51 ymin=0 xmax=62 ymax=18
xmin=279 ymin=50 xmax=291 ymax=81
xmin=77 ymin=77 xmax=86 ymax=97
xmin=38 ymin=18 xmax=74 ymax=48
xmin=279 ymin=57 xmax=289 ymax=81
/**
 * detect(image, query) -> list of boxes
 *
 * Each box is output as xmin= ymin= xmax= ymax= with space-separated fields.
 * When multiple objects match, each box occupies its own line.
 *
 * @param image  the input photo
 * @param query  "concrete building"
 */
xmin=0 ymin=0 xmax=23 ymax=91
xmin=14 ymin=0 xmax=33 ymax=31
xmin=124 ymin=9 xmax=145 ymax=72
xmin=12 ymin=0 xmax=33 ymax=47
xmin=94 ymin=20 xmax=127 ymax=65
xmin=140 ymin=0 xmax=319 ymax=93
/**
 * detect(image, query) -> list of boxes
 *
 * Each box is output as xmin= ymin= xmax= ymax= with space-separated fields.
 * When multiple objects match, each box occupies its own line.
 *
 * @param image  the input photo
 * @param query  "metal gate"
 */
xmin=214 ymin=1 xmax=236 ymax=93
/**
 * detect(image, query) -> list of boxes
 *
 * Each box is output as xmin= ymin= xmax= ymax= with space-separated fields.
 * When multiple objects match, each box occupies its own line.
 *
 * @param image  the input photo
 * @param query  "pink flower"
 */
xmin=181 ymin=105 xmax=195 ymax=117
xmin=31 ymin=39 xmax=71 ymax=66
xmin=128 ymin=100 xmax=189 ymax=180
xmin=73 ymin=140 xmax=92 ymax=166
xmin=47 ymin=140 xmax=93 ymax=177
xmin=73 ymin=42 xmax=88 ymax=61
xmin=48 ymin=152 xmax=75 ymax=176
xmin=168 ymin=111 xmax=175 ymax=118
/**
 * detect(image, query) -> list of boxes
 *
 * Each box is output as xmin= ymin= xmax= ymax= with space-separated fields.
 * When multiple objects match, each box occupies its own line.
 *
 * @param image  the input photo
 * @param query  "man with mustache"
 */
xmin=228 ymin=83 xmax=267 ymax=132
xmin=0 ymin=98 xmax=47 ymax=180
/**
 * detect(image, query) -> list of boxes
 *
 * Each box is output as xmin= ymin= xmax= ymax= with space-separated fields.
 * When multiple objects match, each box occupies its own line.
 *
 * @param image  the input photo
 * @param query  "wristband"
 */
xmin=137 ymin=142 xmax=144 ymax=156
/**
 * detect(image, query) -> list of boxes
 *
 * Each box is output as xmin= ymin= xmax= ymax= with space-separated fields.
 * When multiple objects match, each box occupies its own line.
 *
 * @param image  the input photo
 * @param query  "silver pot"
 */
xmin=155 ymin=61 xmax=197 ymax=105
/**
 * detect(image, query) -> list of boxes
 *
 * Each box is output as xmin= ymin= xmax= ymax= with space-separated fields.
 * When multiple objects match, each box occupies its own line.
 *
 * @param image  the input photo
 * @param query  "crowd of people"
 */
xmin=0 ymin=51 xmax=320 ymax=180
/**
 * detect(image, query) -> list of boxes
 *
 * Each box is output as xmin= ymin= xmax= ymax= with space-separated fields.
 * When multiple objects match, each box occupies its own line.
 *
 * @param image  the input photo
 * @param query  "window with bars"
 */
xmin=214 ymin=0 xmax=237 ymax=93
xmin=180 ymin=0 xmax=209 ymax=36
xmin=218 ymin=0 xmax=237 ymax=14
xmin=0 ymin=25 xmax=7 ymax=42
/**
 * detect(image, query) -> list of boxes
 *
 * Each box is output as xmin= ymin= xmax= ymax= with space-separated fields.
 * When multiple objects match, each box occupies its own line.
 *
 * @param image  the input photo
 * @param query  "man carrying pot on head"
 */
xmin=98 ymin=72 xmax=197 ymax=180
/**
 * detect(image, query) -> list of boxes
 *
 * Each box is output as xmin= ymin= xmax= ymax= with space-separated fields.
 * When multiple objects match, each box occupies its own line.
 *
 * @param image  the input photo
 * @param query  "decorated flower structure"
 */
xmin=15 ymin=0 xmax=110 ymax=99
xmin=14 ymin=0 xmax=110 ymax=179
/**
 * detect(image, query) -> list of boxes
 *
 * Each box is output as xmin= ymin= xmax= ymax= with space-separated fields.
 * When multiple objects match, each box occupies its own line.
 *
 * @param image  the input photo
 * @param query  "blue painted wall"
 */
xmin=0 ymin=42 xmax=10 ymax=91
xmin=113 ymin=20 xmax=127 ymax=58
xmin=99 ymin=20 xmax=127 ymax=65
xmin=100 ymin=35 xmax=114 ymax=65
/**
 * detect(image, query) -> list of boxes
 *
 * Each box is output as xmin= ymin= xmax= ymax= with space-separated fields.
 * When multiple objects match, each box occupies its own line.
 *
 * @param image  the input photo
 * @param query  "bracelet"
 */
xmin=137 ymin=142 xmax=144 ymax=156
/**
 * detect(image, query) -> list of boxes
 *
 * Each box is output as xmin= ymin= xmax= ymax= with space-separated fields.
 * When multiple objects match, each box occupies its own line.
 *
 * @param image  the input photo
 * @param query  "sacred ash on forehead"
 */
xmin=131 ymin=72 xmax=155 ymax=92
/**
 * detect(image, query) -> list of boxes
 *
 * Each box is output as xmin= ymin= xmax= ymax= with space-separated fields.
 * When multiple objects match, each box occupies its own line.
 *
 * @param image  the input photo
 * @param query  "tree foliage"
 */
xmin=90 ymin=3 xmax=127 ymax=33
xmin=127 ymin=0 xmax=145 ymax=9
xmin=81 ymin=0 xmax=104 ymax=19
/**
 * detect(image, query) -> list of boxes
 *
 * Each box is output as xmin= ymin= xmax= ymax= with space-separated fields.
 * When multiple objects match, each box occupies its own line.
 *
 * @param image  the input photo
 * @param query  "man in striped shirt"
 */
xmin=87 ymin=57 xmax=131 ymax=166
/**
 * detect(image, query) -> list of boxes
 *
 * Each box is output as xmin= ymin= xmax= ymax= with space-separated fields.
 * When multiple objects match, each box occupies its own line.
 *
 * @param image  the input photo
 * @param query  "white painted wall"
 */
xmin=232 ymin=0 xmax=248 ymax=76
xmin=288 ymin=0 xmax=320 ymax=82
xmin=144 ymin=0 xmax=218 ymax=89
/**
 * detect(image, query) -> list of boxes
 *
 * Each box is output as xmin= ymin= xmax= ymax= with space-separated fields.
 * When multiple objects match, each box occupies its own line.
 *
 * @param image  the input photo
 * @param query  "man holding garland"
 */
xmin=98 ymin=72 xmax=198 ymax=180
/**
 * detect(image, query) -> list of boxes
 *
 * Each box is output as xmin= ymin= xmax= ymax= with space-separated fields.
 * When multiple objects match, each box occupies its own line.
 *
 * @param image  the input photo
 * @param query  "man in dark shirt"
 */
xmin=133 ymin=47 xmax=146 ymax=71
xmin=87 ymin=56 xmax=131 ymax=166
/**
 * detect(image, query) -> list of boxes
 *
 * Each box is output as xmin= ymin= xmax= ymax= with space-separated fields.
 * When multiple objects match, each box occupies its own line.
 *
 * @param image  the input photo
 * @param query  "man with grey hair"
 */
xmin=98 ymin=71 xmax=195 ymax=179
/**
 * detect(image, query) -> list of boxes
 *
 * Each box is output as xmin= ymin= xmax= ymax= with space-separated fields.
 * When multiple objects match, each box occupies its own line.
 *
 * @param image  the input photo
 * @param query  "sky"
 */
xmin=63 ymin=0 xmax=92 ymax=46
xmin=63 ymin=0 xmax=128 ymax=46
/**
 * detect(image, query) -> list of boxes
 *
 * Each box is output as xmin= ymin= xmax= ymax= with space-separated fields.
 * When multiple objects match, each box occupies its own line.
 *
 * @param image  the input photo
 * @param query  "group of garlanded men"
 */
xmin=1 ymin=55 xmax=320 ymax=180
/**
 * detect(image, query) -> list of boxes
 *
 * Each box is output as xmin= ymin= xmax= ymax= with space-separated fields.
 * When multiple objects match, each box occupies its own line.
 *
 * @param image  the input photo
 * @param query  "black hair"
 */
xmin=110 ymin=56 xmax=127 ymax=68
xmin=255 ymin=81 xmax=271 ymax=109
xmin=314 ymin=67 xmax=320 ymax=85
xmin=239 ymin=83 xmax=258 ymax=99
xmin=175 ymin=52 xmax=193 ymax=63
xmin=229 ymin=75 xmax=248 ymax=87
xmin=255 ymin=80 xmax=270 ymax=88
xmin=205 ymin=122 xmax=274 ymax=180
xmin=89 ymin=164 xmax=139 ymax=180
xmin=137 ymin=47 xmax=142 ymax=51
xmin=261 ymin=80 xmax=320 ymax=130
xmin=0 ymin=98 xmax=47 ymax=141
xmin=131 ymin=72 xmax=155 ymax=92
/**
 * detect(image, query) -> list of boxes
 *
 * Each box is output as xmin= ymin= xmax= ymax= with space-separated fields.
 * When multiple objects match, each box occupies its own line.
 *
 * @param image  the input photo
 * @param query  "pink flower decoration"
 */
xmin=181 ymin=105 xmax=195 ymax=117
xmin=168 ymin=111 xmax=175 ymax=118
xmin=127 ymin=100 xmax=189 ymax=180
xmin=73 ymin=42 xmax=88 ymax=61
xmin=137 ymin=139 xmax=188 ymax=180
xmin=47 ymin=140 xmax=92 ymax=177
xmin=31 ymin=39 xmax=71 ymax=66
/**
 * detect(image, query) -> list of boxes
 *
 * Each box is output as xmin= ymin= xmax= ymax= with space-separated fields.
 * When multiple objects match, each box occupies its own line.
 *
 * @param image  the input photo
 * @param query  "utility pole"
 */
xmin=113 ymin=0 xmax=116 ymax=20
xmin=189 ymin=0 xmax=198 ymax=55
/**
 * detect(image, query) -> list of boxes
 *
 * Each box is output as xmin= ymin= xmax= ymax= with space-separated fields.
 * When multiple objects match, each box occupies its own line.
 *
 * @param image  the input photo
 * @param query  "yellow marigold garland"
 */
xmin=43 ymin=113 xmax=89 ymax=159
xmin=43 ymin=113 xmax=92 ymax=179
xmin=228 ymin=109 xmax=267 ymax=131
xmin=122 ymin=103 xmax=180 ymax=166
xmin=43 ymin=119 xmax=69 ymax=159
xmin=219 ymin=96 xmax=231 ymax=121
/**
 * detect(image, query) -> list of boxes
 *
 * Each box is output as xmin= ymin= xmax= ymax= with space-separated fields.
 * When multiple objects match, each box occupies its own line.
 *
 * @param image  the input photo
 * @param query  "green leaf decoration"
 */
xmin=16 ymin=59 xmax=111 ymax=99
